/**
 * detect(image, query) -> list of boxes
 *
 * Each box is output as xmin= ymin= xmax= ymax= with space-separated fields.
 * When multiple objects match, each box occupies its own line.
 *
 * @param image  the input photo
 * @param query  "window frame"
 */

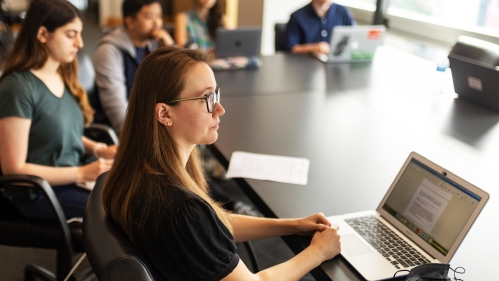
xmin=337 ymin=0 xmax=499 ymax=47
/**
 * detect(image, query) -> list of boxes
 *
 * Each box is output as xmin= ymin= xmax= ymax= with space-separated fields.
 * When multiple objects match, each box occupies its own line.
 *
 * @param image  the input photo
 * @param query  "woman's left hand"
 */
xmin=294 ymin=213 xmax=333 ymax=236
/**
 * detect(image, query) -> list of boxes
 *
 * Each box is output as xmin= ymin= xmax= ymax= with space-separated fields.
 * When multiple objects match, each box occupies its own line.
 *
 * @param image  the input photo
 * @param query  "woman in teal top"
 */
xmin=0 ymin=0 xmax=116 ymax=220
xmin=174 ymin=0 xmax=232 ymax=50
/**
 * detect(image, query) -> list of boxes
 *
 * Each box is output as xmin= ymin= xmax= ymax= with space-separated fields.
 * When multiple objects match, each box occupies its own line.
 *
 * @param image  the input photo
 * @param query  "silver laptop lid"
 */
xmin=376 ymin=152 xmax=489 ymax=263
xmin=328 ymin=25 xmax=385 ymax=62
xmin=215 ymin=27 xmax=262 ymax=58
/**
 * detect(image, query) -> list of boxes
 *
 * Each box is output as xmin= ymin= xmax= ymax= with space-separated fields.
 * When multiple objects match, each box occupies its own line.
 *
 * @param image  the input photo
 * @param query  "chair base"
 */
xmin=24 ymin=263 xmax=95 ymax=281
xmin=25 ymin=264 xmax=56 ymax=281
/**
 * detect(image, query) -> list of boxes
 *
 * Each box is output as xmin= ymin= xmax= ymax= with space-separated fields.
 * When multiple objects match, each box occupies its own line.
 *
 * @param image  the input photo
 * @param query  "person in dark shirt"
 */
xmin=0 ymin=0 xmax=116 ymax=220
xmin=283 ymin=0 xmax=356 ymax=54
xmin=103 ymin=46 xmax=342 ymax=280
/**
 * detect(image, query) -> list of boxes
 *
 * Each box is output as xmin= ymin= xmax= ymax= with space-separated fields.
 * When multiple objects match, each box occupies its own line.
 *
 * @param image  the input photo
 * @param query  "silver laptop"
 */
xmin=214 ymin=27 xmax=261 ymax=58
xmin=314 ymin=25 xmax=385 ymax=63
xmin=327 ymin=152 xmax=489 ymax=280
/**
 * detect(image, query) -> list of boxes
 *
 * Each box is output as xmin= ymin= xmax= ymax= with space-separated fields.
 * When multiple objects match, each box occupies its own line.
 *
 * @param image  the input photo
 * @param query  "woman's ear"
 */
xmin=156 ymin=103 xmax=173 ymax=127
xmin=36 ymin=26 xmax=49 ymax=43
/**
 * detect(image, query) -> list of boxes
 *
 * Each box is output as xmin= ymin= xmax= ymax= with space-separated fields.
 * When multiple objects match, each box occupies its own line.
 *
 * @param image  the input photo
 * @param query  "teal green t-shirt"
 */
xmin=0 ymin=70 xmax=84 ymax=169
xmin=185 ymin=9 xmax=214 ymax=50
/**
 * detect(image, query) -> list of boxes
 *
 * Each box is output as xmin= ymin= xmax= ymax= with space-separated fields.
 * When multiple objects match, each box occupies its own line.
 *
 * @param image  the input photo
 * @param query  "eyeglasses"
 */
xmin=169 ymin=88 xmax=220 ymax=113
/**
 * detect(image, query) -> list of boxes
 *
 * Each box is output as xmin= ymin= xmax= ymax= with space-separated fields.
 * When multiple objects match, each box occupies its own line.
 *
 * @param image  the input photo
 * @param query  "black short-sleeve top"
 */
xmin=137 ymin=184 xmax=239 ymax=281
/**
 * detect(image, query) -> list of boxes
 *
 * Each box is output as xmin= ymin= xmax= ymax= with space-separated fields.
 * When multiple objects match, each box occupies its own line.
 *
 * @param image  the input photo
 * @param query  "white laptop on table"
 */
xmin=327 ymin=152 xmax=489 ymax=280
xmin=314 ymin=25 xmax=385 ymax=63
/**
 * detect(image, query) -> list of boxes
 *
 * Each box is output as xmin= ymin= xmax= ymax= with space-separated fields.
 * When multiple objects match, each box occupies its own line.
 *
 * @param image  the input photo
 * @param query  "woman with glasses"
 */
xmin=103 ymin=46 xmax=341 ymax=280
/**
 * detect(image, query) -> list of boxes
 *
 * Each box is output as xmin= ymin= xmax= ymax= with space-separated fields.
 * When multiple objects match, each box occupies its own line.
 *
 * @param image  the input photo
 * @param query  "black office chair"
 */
xmin=84 ymin=123 xmax=119 ymax=145
xmin=274 ymin=23 xmax=287 ymax=52
xmin=84 ymin=173 xmax=263 ymax=280
xmin=0 ymin=118 xmax=117 ymax=281
xmin=0 ymin=175 xmax=94 ymax=281
xmin=83 ymin=173 xmax=160 ymax=281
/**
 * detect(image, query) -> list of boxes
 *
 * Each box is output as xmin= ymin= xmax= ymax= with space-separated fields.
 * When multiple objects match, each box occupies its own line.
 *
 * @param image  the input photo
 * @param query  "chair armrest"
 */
xmin=84 ymin=123 xmax=119 ymax=145
xmin=0 ymin=174 xmax=75 ymax=256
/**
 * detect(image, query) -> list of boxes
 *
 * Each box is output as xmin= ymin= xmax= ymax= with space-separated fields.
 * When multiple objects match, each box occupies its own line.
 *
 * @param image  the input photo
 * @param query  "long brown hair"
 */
xmin=194 ymin=0 xmax=223 ymax=39
xmin=0 ymin=0 xmax=93 ymax=126
xmin=103 ymin=47 xmax=232 ymax=245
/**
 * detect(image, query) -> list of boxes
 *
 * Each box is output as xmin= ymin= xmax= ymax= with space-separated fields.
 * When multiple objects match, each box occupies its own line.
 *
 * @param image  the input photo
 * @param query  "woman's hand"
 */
xmin=309 ymin=226 xmax=342 ymax=261
xmin=78 ymin=158 xmax=113 ymax=182
xmin=95 ymin=144 xmax=117 ymax=159
xmin=294 ymin=213 xmax=334 ymax=236
xmin=292 ymin=42 xmax=330 ymax=55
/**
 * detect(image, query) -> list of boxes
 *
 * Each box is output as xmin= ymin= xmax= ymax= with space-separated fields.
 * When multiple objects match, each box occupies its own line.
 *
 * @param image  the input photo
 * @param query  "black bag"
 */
xmin=406 ymin=263 xmax=450 ymax=281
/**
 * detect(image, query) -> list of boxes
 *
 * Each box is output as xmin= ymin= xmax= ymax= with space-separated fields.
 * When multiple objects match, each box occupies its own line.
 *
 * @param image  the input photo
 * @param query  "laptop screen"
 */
xmin=381 ymin=159 xmax=483 ymax=256
xmin=326 ymin=26 xmax=385 ymax=62
xmin=214 ymin=28 xmax=262 ymax=58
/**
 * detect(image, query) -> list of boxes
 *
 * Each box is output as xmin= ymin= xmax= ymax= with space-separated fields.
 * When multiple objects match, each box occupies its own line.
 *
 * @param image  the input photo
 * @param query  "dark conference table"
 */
xmin=213 ymin=46 xmax=499 ymax=280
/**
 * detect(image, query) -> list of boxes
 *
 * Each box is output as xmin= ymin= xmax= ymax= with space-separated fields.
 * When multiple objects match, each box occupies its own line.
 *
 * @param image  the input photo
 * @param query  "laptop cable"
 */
xmin=392 ymin=263 xmax=465 ymax=280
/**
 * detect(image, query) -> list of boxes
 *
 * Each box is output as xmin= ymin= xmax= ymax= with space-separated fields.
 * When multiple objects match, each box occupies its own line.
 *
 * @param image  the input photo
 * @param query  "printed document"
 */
xmin=403 ymin=178 xmax=452 ymax=233
xmin=225 ymin=151 xmax=310 ymax=185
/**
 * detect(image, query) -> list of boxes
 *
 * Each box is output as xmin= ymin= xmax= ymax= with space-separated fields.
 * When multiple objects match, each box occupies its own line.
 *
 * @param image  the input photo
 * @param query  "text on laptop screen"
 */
xmin=382 ymin=159 xmax=482 ymax=256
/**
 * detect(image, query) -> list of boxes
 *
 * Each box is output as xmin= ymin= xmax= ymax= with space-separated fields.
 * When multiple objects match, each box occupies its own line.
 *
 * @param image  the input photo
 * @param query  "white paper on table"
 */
xmin=225 ymin=151 xmax=310 ymax=185
xmin=76 ymin=181 xmax=95 ymax=191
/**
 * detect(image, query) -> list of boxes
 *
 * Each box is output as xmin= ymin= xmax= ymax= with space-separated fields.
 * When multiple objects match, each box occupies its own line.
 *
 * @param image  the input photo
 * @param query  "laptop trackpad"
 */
xmin=341 ymin=235 xmax=374 ymax=257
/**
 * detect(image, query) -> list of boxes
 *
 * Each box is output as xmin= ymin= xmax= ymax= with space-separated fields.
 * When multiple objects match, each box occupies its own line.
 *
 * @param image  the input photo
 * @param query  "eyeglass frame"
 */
xmin=168 ymin=88 xmax=220 ymax=113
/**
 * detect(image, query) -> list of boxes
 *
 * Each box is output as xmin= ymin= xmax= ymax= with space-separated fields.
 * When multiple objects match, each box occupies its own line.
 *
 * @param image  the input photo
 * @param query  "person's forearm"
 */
xmin=174 ymin=13 xmax=188 ymax=48
xmin=291 ymin=44 xmax=316 ymax=54
xmin=82 ymin=136 xmax=111 ymax=158
xmin=256 ymin=246 xmax=325 ymax=281
xmin=82 ymin=136 xmax=96 ymax=156
xmin=3 ymin=163 xmax=81 ymax=186
xmin=229 ymin=214 xmax=298 ymax=242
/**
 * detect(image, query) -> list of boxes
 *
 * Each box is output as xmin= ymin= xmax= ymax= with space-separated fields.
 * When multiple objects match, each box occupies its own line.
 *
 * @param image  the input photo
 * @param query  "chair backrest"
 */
xmin=83 ymin=173 xmax=159 ymax=281
xmin=274 ymin=23 xmax=287 ymax=52
xmin=84 ymin=123 xmax=119 ymax=145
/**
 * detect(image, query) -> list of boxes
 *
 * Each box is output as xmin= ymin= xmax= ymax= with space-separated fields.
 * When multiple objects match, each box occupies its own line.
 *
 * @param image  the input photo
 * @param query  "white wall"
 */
xmin=261 ymin=0 xmax=309 ymax=55
xmin=99 ymin=0 xmax=123 ymax=26
xmin=238 ymin=0 xmax=263 ymax=26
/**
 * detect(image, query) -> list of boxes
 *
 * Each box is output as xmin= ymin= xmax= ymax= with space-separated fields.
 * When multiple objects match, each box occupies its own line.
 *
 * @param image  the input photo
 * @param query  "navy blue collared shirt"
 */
xmin=283 ymin=3 xmax=356 ymax=51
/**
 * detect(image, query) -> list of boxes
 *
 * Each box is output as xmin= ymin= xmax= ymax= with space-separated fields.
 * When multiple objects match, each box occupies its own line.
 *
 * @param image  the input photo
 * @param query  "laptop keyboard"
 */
xmin=345 ymin=215 xmax=431 ymax=269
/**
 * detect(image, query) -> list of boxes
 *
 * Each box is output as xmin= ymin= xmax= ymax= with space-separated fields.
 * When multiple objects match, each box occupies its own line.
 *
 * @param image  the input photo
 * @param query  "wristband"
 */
xmin=92 ymin=142 xmax=107 ymax=158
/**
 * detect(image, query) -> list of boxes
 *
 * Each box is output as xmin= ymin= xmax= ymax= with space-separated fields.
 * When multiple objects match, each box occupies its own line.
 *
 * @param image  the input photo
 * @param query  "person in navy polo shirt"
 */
xmin=283 ymin=0 xmax=356 ymax=54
